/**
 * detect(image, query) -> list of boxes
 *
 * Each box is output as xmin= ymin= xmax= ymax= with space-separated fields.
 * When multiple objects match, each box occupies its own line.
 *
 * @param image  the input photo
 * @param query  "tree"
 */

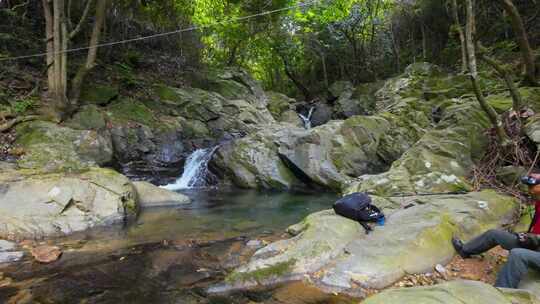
xmin=41 ymin=0 xmax=107 ymax=117
xmin=464 ymin=0 xmax=509 ymax=145
xmin=450 ymin=0 xmax=468 ymax=73
xmin=498 ymin=0 xmax=537 ymax=86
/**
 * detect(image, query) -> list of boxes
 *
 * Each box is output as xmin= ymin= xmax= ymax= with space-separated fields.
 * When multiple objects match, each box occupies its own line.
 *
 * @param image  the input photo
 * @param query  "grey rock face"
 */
xmin=0 ymin=167 xmax=137 ymax=239
xmin=132 ymin=181 xmax=190 ymax=208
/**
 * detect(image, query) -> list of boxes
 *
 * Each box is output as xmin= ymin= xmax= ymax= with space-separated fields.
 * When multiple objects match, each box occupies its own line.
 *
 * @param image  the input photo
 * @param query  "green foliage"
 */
xmin=11 ymin=97 xmax=36 ymax=114
xmin=115 ymin=62 xmax=139 ymax=88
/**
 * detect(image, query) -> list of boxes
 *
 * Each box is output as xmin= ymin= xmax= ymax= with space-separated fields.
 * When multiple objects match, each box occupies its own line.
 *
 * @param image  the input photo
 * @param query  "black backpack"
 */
xmin=333 ymin=192 xmax=385 ymax=234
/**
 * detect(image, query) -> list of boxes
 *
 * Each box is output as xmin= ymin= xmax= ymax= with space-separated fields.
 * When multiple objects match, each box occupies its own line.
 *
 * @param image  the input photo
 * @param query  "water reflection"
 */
xmin=0 ymin=189 xmax=352 ymax=303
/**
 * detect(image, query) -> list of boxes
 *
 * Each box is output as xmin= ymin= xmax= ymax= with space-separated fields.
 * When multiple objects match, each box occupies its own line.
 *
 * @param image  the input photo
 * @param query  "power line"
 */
xmin=0 ymin=0 xmax=316 ymax=62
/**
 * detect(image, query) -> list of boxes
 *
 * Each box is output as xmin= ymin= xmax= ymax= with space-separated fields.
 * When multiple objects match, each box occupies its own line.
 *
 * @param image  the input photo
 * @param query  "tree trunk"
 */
xmin=450 ymin=0 xmax=468 ymax=73
xmin=500 ymin=0 xmax=537 ymax=86
xmin=52 ymin=0 xmax=65 ymax=105
xmin=42 ymin=0 xmax=55 ymax=95
xmin=477 ymin=44 xmax=522 ymax=119
xmin=465 ymin=0 xmax=509 ymax=145
xmin=280 ymin=55 xmax=313 ymax=102
xmin=320 ymin=52 xmax=328 ymax=90
xmin=389 ymin=21 xmax=400 ymax=73
xmin=421 ymin=23 xmax=427 ymax=61
xmin=69 ymin=0 xmax=107 ymax=107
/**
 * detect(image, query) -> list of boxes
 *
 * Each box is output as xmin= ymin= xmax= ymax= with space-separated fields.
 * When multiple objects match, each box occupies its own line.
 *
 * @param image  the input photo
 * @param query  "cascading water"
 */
xmin=161 ymin=146 xmax=219 ymax=190
xmin=298 ymin=107 xmax=315 ymax=129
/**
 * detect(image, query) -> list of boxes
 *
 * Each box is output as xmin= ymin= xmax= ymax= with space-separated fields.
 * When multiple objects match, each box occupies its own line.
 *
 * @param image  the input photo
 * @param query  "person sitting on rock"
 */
xmin=452 ymin=173 xmax=540 ymax=288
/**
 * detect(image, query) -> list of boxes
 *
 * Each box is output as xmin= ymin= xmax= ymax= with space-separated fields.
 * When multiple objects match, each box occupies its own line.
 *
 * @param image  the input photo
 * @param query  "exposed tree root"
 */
xmin=470 ymin=112 xmax=536 ymax=205
xmin=0 ymin=115 xmax=39 ymax=133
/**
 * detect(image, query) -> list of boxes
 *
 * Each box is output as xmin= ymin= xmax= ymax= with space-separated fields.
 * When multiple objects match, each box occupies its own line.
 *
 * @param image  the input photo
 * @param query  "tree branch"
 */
xmin=69 ymin=0 xmax=94 ymax=40
xmin=0 ymin=116 xmax=40 ymax=133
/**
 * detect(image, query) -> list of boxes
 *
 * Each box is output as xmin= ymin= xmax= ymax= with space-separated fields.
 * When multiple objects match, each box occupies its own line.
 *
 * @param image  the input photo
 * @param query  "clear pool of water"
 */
xmin=0 ymin=189 xmax=357 ymax=304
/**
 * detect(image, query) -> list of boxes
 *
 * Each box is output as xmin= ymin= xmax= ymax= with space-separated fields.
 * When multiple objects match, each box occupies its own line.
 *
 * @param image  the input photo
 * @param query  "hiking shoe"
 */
xmin=452 ymin=237 xmax=470 ymax=259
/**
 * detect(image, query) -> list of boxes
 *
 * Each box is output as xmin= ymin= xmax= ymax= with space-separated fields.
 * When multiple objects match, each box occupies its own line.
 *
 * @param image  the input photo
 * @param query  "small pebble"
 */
xmin=246 ymin=240 xmax=262 ymax=248
xmin=0 ymin=240 xmax=16 ymax=252
xmin=0 ymin=251 xmax=24 ymax=264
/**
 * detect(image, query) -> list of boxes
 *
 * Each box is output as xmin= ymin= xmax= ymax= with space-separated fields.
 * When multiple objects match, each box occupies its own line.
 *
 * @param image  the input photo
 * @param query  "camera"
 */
xmin=521 ymin=176 xmax=540 ymax=186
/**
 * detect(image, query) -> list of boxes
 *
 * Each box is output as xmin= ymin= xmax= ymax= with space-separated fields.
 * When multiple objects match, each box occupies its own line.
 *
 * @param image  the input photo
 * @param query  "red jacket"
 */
xmin=528 ymin=200 xmax=540 ymax=234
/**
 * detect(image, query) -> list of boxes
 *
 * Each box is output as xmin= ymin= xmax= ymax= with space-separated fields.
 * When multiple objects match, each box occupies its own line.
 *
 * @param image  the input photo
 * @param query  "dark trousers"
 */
xmin=462 ymin=229 xmax=540 ymax=288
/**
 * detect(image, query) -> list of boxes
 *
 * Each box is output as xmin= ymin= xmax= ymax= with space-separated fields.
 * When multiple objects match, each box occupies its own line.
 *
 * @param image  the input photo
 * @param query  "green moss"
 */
xmin=225 ymin=259 xmax=296 ymax=284
xmin=155 ymin=85 xmax=180 ymax=101
xmin=107 ymin=99 xmax=157 ymax=127
xmin=66 ymin=105 xmax=106 ymax=130
xmin=15 ymin=122 xmax=50 ymax=146
xmin=80 ymin=84 xmax=118 ymax=105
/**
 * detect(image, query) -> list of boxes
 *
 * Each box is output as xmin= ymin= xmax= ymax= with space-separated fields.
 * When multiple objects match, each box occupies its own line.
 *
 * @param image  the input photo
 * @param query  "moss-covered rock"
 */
xmin=106 ymin=98 xmax=158 ymax=128
xmin=15 ymin=121 xmax=113 ymax=172
xmin=65 ymin=105 xmax=107 ymax=130
xmin=0 ymin=167 xmax=138 ymax=239
xmin=266 ymin=91 xmax=302 ymax=126
xmin=346 ymin=99 xmax=491 ymax=195
xmin=222 ymin=191 xmax=518 ymax=292
xmin=362 ymin=280 xmax=540 ymax=304
xmin=221 ymin=209 xmax=365 ymax=290
xmin=80 ymin=84 xmax=118 ymax=106
xmin=212 ymin=125 xmax=306 ymax=190
xmin=215 ymin=87 xmax=433 ymax=191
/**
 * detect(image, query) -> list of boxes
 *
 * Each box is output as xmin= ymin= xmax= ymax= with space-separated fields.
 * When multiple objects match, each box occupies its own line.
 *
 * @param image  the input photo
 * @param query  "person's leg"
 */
xmin=495 ymin=248 xmax=540 ymax=288
xmin=462 ymin=229 xmax=520 ymax=255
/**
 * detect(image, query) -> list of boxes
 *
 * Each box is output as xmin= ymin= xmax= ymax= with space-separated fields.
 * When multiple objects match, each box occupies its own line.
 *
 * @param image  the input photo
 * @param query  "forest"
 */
xmin=1 ymin=0 xmax=540 ymax=303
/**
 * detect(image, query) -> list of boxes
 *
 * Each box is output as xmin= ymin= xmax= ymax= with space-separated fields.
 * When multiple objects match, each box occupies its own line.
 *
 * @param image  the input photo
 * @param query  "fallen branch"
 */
xmin=0 ymin=115 xmax=39 ymax=132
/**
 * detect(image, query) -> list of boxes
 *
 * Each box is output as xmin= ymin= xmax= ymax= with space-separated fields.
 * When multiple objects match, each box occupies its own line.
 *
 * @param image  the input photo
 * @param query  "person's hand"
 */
xmin=518 ymin=232 xmax=529 ymax=244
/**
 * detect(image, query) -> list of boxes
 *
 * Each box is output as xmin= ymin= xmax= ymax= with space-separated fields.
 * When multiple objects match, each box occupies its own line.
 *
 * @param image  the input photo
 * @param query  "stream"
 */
xmin=0 ymin=188 xmax=356 ymax=303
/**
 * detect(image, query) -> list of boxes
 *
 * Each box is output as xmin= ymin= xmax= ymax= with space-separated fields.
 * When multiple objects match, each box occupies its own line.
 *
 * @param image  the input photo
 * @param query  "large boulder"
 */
xmin=132 ymin=181 xmax=190 ymax=207
xmin=266 ymin=91 xmax=302 ymax=127
xmin=212 ymin=125 xmax=307 ymax=190
xmin=104 ymin=99 xmax=186 ymax=182
xmin=214 ymin=96 xmax=432 ymax=191
xmin=155 ymin=85 xmax=275 ymax=138
xmin=362 ymin=280 xmax=540 ymax=304
xmin=15 ymin=121 xmax=113 ymax=172
xmin=0 ymin=167 xmax=138 ymax=239
xmin=220 ymin=191 xmax=518 ymax=293
xmin=329 ymin=81 xmax=380 ymax=119
xmin=79 ymin=84 xmax=118 ymax=106
xmin=345 ymin=98 xmax=491 ymax=195
xmin=197 ymin=68 xmax=271 ymax=114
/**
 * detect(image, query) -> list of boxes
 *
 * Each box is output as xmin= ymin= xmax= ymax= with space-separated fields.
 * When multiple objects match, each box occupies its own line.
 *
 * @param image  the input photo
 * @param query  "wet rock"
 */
xmin=310 ymin=103 xmax=333 ymax=127
xmin=0 ymin=252 xmax=23 ymax=263
xmin=246 ymin=240 xmax=263 ymax=248
xmin=0 ymin=167 xmax=137 ymax=239
xmin=363 ymin=280 xmax=540 ymax=304
xmin=31 ymin=245 xmax=62 ymax=263
xmin=132 ymin=181 xmax=190 ymax=208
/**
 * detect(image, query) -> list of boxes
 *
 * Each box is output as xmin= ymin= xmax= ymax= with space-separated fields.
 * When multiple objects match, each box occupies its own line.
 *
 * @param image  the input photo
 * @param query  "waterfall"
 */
xmin=298 ymin=107 xmax=315 ymax=129
xmin=161 ymin=146 xmax=219 ymax=190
